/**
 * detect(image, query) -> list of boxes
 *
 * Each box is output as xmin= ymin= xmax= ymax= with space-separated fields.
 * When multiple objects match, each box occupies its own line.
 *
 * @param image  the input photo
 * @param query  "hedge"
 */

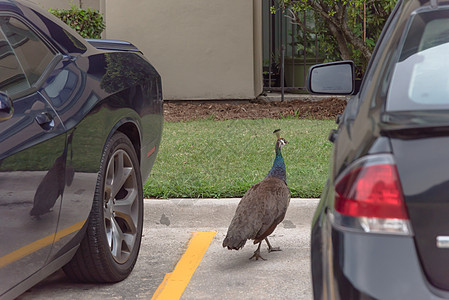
xmin=49 ymin=5 xmax=105 ymax=39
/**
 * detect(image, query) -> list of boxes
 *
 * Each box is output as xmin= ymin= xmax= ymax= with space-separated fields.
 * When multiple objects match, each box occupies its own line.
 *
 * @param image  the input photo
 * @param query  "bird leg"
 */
xmin=249 ymin=241 xmax=266 ymax=261
xmin=265 ymin=237 xmax=281 ymax=252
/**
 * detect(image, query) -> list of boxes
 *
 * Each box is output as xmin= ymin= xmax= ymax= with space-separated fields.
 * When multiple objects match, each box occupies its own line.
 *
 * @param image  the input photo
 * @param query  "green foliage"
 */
xmin=144 ymin=118 xmax=336 ymax=199
xmin=49 ymin=5 xmax=105 ymax=39
xmin=290 ymin=10 xmax=322 ymax=58
xmin=274 ymin=0 xmax=398 ymax=75
xmin=345 ymin=0 xmax=396 ymax=73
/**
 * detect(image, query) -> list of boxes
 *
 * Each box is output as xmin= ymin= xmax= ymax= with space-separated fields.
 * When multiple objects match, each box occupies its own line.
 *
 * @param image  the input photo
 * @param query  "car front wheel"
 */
xmin=63 ymin=132 xmax=143 ymax=283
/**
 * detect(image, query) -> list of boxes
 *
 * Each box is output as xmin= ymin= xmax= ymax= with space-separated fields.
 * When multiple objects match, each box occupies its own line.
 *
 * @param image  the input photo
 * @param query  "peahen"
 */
xmin=223 ymin=129 xmax=291 ymax=260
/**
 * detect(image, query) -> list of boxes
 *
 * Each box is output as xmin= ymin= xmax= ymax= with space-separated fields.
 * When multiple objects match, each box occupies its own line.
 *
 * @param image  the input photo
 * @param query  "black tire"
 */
xmin=63 ymin=132 xmax=143 ymax=283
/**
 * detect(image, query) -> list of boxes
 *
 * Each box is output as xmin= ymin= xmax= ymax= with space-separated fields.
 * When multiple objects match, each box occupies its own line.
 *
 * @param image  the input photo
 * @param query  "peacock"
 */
xmin=223 ymin=129 xmax=291 ymax=260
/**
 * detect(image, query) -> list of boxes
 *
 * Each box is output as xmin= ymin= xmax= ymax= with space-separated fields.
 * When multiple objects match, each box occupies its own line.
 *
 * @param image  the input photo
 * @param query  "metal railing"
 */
xmin=262 ymin=1 xmax=321 ymax=100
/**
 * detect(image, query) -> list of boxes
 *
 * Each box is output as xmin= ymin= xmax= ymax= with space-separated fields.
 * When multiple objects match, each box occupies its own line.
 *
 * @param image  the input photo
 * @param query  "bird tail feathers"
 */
xmin=222 ymin=236 xmax=247 ymax=250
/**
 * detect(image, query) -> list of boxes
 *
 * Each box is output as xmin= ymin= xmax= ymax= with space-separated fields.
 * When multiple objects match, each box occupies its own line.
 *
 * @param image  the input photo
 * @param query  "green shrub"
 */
xmin=49 ymin=5 xmax=105 ymax=39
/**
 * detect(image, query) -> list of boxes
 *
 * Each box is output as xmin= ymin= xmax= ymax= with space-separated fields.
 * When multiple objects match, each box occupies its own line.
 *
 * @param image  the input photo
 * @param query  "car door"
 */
xmin=0 ymin=15 xmax=67 ymax=295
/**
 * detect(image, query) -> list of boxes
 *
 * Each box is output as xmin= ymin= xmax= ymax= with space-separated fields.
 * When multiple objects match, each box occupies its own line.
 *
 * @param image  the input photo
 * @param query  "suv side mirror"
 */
xmin=0 ymin=92 xmax=13 ymax=121
xmin=307 ymin=61 xmax=355 ymax=95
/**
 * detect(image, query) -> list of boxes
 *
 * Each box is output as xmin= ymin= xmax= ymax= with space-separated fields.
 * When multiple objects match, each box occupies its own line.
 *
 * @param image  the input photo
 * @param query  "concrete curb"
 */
xmin=144 ymin=198 xmax=319 ymax=228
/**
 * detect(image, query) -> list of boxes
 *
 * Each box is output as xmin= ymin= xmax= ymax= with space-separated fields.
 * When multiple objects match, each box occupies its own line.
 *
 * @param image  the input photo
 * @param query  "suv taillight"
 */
xmin=333 ymin=154 xmax=412 ymax=235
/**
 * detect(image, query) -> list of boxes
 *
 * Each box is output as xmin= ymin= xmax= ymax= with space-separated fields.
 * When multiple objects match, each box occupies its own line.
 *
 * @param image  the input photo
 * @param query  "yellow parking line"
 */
xmin=151 ymin=231 xmax=216 ymax=300
xmin=0 ymin=220 xmax=86 ymax=268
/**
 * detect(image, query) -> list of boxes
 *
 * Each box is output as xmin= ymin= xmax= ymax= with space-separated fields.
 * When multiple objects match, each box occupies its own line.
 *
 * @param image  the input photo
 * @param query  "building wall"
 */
xmin=104 ymin=0 xmax=262 ymax=100
xmin=253 ymin=1 xmax=263 ymax=100
xmin=34 ymin=0 xmax=263 ymax=100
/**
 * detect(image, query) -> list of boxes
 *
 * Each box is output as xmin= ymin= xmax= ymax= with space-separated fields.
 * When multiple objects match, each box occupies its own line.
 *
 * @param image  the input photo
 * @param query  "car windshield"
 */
xmin=386 ymin=8 xmax=449 ymax=111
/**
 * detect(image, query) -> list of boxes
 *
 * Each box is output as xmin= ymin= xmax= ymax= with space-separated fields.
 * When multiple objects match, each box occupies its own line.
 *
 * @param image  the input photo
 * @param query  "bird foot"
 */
xmin=268 ymin=246 xmax=281 ymax=253
xmin=249 ymin=249 xmax=266 ymax=261
xmin=265 ymin=238 xmax=281 ymax=253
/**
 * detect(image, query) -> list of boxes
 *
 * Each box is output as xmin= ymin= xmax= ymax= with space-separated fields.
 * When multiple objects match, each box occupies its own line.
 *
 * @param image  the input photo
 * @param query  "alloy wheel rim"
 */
xmin=103 ymin=149 xmax=139 ymax=264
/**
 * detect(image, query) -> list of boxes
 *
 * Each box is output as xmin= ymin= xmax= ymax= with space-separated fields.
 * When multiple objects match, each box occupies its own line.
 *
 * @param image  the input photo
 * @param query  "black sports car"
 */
xmin=0 ymin=1 xmax=163 ymax=299
xmin=308 ymin=0 xmax=449 ymax=299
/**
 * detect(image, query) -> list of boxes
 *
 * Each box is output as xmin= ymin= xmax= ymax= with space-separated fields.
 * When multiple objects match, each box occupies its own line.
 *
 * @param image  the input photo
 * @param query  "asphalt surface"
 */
xmin=18 ymin=198 xmax=318 ymax=300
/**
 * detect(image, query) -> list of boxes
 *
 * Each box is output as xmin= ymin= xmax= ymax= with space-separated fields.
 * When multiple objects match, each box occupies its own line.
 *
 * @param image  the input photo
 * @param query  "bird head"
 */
xmin=273 ymin=129 xmax=288 ymax=152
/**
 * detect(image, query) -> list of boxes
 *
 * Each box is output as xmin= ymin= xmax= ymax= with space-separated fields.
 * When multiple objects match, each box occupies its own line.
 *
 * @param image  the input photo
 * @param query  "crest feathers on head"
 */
xmin=273 ymin=129 xmax=281 ymax=139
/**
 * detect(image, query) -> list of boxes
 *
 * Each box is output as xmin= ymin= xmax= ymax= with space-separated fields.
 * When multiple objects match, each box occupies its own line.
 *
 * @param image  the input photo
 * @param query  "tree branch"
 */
xmin=285 ymin=8 xmax=315 ymax=34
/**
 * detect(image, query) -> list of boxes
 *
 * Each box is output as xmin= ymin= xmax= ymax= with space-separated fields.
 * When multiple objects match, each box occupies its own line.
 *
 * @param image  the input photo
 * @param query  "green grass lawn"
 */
xmin=144 ymin=118 xmax=336 ymax=199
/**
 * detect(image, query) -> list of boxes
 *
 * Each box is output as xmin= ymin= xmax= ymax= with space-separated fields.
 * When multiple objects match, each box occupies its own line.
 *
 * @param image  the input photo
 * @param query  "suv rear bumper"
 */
xmin=312 ymin=219 xmax=449 ymax=299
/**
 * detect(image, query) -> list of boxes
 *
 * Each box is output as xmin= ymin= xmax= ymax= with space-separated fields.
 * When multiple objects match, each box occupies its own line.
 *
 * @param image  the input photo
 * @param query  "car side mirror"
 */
xmin=307 ymin=61 xmax=355 ymax=95
xmin=0 ymin=92 xmax=13 ymax=121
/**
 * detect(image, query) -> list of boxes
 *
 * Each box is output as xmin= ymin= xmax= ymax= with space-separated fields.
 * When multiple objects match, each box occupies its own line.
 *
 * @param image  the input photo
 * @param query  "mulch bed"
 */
xmin=163 ymin=97 xmax=347 ymax=122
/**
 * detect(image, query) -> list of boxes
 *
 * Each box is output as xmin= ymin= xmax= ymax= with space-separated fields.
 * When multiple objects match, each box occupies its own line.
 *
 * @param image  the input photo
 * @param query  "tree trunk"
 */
xmin=327 ymin=23 xmax=351 ymax=60
xmin=308 ymin=2 xmax=349 ymax=60
xmin=308 ymin=0 xmax=371 ymax=67
xmin=281 ymin=0 xmax=396 ymax=72
xmin=341 ymin=22 xmax=372 ymax=63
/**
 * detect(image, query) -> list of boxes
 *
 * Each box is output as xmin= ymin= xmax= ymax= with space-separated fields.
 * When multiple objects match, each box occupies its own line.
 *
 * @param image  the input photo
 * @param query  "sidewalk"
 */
xmin=258 ymin=92 xmax=348 ymax=103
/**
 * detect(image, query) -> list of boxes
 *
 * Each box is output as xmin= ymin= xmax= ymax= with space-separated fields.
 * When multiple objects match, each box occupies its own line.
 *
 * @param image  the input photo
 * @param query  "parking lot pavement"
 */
xmin=18 ymin=198 xmax=318 ymax=300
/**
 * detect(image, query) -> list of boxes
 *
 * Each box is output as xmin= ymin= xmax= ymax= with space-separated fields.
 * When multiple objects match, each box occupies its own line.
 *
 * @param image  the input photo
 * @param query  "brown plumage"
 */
xmin=223 ymin=129 xmax=291 ymax=260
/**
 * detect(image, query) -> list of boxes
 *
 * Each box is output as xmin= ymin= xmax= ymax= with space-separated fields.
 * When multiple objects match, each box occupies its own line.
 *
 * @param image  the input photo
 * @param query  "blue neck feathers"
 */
xmin=266 ymin=148 xmax=286 ymax=183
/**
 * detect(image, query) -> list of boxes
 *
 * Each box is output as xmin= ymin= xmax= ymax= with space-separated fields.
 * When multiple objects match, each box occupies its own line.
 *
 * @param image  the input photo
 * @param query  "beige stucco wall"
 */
xmin=104 ymin=0 xmax=263 ymax=100
xmin=34 ymin=0 xmax=263 ymax=100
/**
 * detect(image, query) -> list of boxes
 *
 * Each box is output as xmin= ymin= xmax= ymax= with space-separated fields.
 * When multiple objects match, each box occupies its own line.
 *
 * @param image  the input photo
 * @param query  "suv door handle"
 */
xmin=328 ymin=129 xmax=338 ymax=143
xmin=35 ymin=112 xmax=55 ymax=130
xmin=0 ymin=92 xmax=13 ymax=121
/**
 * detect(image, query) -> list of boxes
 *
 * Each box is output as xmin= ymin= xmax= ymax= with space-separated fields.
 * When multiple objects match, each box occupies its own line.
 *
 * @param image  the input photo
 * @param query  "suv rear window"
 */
xmin=386 ymin=9 xmax=449 ymax=111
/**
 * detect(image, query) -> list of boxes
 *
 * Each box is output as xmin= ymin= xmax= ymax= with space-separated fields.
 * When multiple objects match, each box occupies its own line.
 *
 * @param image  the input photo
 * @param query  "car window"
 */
xmin=0 ymin=21 xmax=28 ymax=95
xmin=0 ymin=16 xmax=55 ymax=96
xmin=386 ymin=9 xmax=449 ymax=111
